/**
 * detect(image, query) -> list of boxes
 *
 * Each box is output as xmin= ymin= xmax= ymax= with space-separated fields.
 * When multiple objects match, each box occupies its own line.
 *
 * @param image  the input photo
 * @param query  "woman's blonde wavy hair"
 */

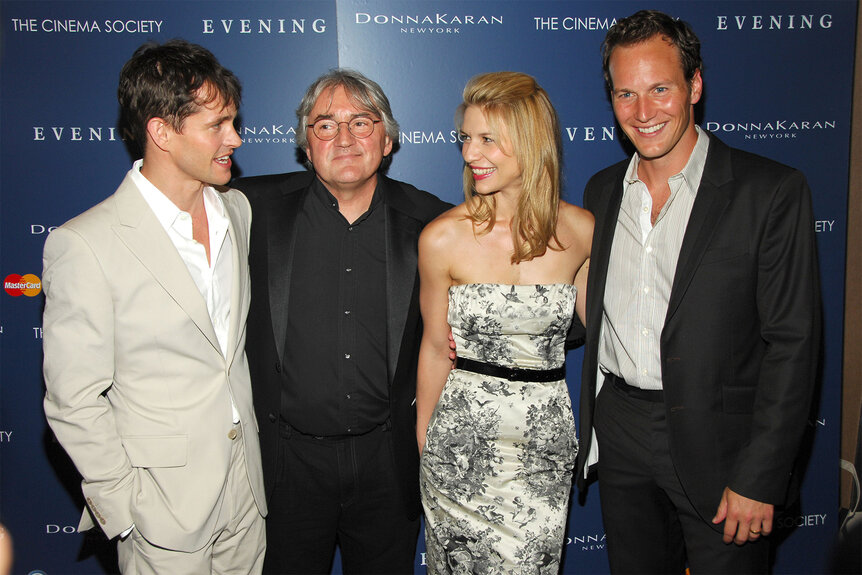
xmin=457 ymin=71 xmax=563 ymax=264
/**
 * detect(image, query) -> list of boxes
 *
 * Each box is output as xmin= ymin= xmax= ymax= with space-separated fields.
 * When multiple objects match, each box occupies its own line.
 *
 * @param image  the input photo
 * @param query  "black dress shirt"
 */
xmin=281 ymin=178 xmax=388 ymax=436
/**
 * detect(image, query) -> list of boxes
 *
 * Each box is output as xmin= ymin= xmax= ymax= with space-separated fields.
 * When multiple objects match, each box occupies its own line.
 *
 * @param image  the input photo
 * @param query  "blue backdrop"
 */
xmin=1 ymin=1 xmax=854 ymax=573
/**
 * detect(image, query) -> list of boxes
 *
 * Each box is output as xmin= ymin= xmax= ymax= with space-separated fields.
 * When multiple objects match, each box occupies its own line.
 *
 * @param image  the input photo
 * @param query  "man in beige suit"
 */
xmin=42 ymin=40 xmax=266 ymax=573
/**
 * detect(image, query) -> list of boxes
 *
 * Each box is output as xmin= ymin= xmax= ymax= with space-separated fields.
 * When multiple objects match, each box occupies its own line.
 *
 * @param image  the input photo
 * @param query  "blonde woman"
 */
xmin=417 ymin=72 xmax=593 ymax=573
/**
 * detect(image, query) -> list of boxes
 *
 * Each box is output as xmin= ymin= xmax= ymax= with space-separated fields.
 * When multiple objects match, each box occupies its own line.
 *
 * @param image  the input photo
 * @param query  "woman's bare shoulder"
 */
xmin=558 ymin=200 xmax=594 ymax=239
xmin=420 ymin=203 xmax=473 ymax=252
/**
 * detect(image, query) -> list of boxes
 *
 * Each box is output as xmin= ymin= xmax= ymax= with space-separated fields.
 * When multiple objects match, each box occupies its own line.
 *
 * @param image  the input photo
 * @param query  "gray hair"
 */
xmin=295 ymin=69 xmax=399 ymax=169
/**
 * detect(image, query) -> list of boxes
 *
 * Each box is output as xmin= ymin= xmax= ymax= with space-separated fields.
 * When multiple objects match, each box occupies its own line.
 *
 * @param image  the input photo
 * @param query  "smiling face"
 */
xmin=609 ymin=35 xmax=702 ymax=174
xmin=304 ymin=85 xmax=393 ymax=198
xmin=459 ymin=105 xmax=523 ymax=197
xmin=162 ymin=91 xmax=241 ymax=189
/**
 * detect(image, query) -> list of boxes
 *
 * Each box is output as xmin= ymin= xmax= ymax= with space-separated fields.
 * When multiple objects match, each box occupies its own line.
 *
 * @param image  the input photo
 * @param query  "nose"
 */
xmin=461 ymin=140 xmax=479 ymax=163
xmin=227 ymin=123 xmax=242 ymax=148
xmin=635 ymin=97 xmax=654 ymax=123
xmin=334 ymin=122 xmax=356 ymax=146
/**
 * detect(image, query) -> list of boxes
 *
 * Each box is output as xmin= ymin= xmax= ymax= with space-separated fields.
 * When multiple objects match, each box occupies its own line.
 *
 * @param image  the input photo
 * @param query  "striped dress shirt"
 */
xmin=598 ymin=127 xmax=710 ymax=391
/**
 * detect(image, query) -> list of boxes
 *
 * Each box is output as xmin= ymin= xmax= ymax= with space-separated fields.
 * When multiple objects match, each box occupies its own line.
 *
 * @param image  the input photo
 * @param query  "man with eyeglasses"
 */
xmin=233 ymin=69 xmax=449 ymax=574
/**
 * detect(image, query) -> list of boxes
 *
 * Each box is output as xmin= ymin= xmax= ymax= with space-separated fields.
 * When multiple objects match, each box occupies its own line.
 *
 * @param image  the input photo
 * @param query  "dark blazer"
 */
xmin=576 ymin=132 xmax=821 ymax=528
xmin=234 ymin=170 xmax=449 ymax=520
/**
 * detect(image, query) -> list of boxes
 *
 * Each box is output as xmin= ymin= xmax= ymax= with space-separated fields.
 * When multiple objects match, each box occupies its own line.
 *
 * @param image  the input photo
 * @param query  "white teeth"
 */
xmin=215 ymin=156 xmax=229 ymax=164
xmin=472 ymin=167 xmax=495 ymax=175
xmin=638 ymin=123 xmax=665 ymax=134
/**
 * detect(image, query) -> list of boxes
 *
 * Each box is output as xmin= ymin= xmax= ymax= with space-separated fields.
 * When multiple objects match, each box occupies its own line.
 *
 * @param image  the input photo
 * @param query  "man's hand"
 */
xmin=712 ymin=487 xmax=774 ymax=545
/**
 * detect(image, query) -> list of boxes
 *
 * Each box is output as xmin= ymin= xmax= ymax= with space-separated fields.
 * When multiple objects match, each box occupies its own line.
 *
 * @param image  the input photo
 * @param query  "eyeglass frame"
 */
xmin=306 ymin=116 xmax=383 ymax=141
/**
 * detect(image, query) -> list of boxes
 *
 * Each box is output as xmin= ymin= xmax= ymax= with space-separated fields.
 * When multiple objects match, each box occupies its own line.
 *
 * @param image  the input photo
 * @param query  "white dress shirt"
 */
xmin=599 ymin=127 xmax=709 ymax=390
xmin=585 ymin=127 xmax=709 ymax=474
xmin=131 ymin=160 xmax=236 ymax=406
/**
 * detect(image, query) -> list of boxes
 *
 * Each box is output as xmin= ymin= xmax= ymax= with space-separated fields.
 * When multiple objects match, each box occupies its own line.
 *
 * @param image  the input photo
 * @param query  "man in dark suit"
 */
xmin=575 ymin=11 xmax=821 ymax=573
xmin=234 ymin=69 xmax=449 ymax=574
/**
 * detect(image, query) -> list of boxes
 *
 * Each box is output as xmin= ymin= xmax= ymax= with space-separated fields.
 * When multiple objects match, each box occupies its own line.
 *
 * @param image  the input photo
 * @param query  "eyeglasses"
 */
xmin=307 ymin=117 xmax=382 ymax=141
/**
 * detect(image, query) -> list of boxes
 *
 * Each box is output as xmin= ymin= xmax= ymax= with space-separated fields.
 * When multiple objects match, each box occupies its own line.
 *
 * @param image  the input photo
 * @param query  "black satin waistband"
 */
xmin=455 ymin=357 xmax=565 ymax=383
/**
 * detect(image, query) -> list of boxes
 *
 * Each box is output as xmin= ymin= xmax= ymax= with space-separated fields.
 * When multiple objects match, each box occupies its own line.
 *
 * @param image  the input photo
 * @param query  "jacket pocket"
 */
xmin=121 ymin=435 xmax=188 ymax=468
xmin=700 ymin=246 xmax=748 ymax=266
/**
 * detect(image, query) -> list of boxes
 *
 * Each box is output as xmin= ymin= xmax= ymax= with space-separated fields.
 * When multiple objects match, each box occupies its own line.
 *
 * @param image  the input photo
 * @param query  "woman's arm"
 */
xmin=562 ymin=203 xmax=594 ymax=327
xmin=415 ymin=218 xmax=456 ymax=454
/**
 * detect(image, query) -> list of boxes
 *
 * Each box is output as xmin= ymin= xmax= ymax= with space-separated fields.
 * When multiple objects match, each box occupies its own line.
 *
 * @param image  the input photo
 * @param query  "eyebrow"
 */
xmin=210 ymin=113 xmax=235 ymax=125
xmin=310 ymin=111 xmax=375 ymax=122
xmin=460 ymin=130 xmax=493 ymax=137
xmin=615 ymin=80 xmax=675 ymax=93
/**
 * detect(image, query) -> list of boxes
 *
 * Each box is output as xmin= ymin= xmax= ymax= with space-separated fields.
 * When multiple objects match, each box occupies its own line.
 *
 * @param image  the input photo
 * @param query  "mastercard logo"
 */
xmin=5 ymin=273 xmax=42 ymax=297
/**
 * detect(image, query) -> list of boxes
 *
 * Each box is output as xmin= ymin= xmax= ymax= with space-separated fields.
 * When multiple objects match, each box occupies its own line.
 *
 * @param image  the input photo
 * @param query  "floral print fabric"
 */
xmin=421 ymin=284 xmax=578 ymax=574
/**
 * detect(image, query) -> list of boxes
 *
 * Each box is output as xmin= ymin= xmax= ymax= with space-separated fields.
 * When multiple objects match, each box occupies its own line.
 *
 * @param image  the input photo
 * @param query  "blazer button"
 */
xmin=268 ymin=413 xmax=277 ymax=423
xmin=275 ymin=361 xmax=282 ymax=373
xmin=227 ymin=429 xmax=238 ymax=440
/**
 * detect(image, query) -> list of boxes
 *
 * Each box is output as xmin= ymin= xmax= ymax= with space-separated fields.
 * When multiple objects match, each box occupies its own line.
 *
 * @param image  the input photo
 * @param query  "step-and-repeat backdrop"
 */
xmin=1 ymin=1 xmax=853 ymax=573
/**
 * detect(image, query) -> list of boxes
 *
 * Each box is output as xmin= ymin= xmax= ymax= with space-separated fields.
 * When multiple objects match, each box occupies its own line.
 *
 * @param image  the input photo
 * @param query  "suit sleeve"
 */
xmin=565 ymin=318 xmax=586 ymax=349
xmin=231 ymin=187 xmax=253 ymax=247
xmin=42 ymin=227 xmax=135 ymax=539
xmin=729 ymin=169 xmax=821 ymax=504
xmin=567 ymin=177 xmax=602 ymax=350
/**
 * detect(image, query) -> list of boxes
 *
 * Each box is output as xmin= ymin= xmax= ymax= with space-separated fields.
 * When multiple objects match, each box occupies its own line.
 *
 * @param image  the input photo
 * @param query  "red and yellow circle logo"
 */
xmin=4 ymin=273 xmax=42 ymax=297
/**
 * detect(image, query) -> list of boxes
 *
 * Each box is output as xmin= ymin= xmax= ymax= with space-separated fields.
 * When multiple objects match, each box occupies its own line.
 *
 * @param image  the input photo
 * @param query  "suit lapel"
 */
xmin=383 ymin=180 xmax=423 ymax=383
xmin=223 ymin=193 xmax=249 ymax=367
xmin=111 ymin=176 xmax=221 ymax=353
xmin=665 ymin=135 xmax=735 ymax=324
xmin=268 ymin=188 xmax=305 ymax=364
xmin=587 ymin=166 xmax=626 ymax=350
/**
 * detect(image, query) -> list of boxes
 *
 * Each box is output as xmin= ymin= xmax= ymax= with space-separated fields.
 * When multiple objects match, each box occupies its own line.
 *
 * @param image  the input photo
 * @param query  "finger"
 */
xmin=734 ymin=523 xmax=751 ymax=545
xmin=712 ymin=495 xmax=728 ymax=524
xmin=747 ymin=526 xmax=762 ymax=541
xmin=723 ymin=518 xmax=738 ymax=544
xmin=761 ymin=512 xmax=773 ymax=536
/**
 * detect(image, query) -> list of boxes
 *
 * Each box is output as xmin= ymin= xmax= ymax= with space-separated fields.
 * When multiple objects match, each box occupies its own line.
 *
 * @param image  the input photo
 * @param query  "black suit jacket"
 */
xmin=234 ymin=171 xmax=449 ymax=520
xmin=576 ymin=132 xmax=821 ymax=527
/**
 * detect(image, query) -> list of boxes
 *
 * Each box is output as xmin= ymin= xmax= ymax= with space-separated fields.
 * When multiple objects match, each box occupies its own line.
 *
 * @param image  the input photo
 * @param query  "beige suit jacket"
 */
xmin=42 ymin=172 xmax=266 ymax=552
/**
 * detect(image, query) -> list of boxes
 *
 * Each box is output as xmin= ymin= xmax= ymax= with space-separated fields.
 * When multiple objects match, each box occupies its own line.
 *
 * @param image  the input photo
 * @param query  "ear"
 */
xmin=383 ymin=135 xmax=393 ymax=157
xmin=145 ymin=117 xmax=172 ymax=152
xmin=689 ymin=69 xmax=703 ymax=105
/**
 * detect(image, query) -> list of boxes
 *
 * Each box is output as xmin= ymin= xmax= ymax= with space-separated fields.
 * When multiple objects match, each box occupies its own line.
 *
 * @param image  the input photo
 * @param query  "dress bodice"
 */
xmin=448 ymin=283 xmax=576 ymax=371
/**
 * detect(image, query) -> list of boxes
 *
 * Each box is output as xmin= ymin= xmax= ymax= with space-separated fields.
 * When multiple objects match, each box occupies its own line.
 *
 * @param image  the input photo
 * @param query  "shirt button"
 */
xmin=642 ymin=368 xmax=648 ymax=376
xmin=643 ymin=287 xmax=650 ymax=294
xmin=344 ymin=310 xmax=351 ymax=315
xmin=642 ymin=206 xmax=649 ymax=213
xmin=346 ymin=394 xmax=351 ymax=400
xmin=344 ymin=353 xmax=351 ymax=359
xmin=646 ymin=246 xmax=653 ymax=254
xmin=346 ymin=268 xmax=352 ymax=273
xmin=348 ymin=227 xmax=354 ymax=231
xmin=641 ymin=328 xmax=649 ymax=336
